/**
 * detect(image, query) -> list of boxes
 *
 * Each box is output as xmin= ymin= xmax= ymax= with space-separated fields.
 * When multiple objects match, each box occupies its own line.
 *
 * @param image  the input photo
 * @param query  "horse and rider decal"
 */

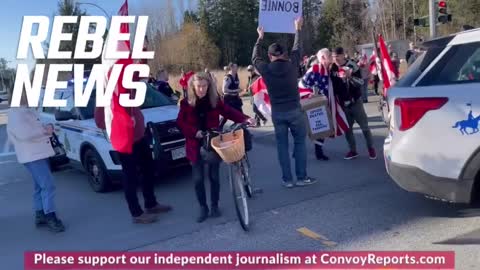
xmin=452 ymin=103 xmax=480 ymax=135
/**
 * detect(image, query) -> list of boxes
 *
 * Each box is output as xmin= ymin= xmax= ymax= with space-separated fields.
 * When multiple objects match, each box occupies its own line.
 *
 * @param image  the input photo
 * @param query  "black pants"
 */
xmin=373 ymin=75 xmax=380 ymax=95
xmin=192 ymin=158 xmax=220 ymax=208
xmin=220 ymin=95 xmax=243 ymax=128
xmin=118 ymin=137 xmax=158 ymax=217
xmin=253 ymin=104 xmax=267 ymax=123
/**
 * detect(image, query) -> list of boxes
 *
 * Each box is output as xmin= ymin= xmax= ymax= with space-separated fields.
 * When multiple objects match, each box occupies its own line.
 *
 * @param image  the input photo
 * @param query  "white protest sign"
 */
xmin=259 ymin=0 xmax=303 ymax=34
xmin=306 ymin=106 xmax=331 ymax=134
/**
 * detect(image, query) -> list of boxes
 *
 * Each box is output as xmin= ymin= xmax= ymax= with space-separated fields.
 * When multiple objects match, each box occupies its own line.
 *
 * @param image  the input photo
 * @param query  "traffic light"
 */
xmin=437 ymin=0 xmax=452 ymax=24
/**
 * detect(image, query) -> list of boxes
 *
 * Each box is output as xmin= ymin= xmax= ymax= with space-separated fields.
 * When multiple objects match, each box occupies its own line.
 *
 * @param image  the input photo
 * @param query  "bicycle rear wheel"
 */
xmin=230 ymin=163 xmax=249 ymax=231
xmin=241 ymin=156 xmax=253 ymax=198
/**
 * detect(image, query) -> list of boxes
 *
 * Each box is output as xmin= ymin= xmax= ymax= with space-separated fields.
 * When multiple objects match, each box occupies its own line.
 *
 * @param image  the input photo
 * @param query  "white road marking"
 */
xmin=0 ymin=160 xmax=15 ymax=165
xmin=0 ymin=178 xmax=25 ymax=186
xmin=0 ymin=152 xmax=15 ymax=158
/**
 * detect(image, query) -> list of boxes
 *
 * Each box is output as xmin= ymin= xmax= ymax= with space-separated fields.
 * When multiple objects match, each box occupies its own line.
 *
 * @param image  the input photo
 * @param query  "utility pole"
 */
xmin=413 ymin=0 xmax=417 ymax=43
xmin=403 ymin=0 xmax=407 ymax=40
xmin=429 ymin=0 xmax=437 ymax=38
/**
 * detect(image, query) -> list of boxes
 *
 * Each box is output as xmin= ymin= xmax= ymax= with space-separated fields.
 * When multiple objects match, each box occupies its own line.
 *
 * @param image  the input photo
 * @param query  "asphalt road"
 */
xmin=0 ymin=95 xmax=479 ymax=269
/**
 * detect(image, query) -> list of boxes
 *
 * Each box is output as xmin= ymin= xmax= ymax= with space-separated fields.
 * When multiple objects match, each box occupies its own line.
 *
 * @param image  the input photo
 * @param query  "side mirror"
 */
xmin=55 ymin=111 xmax=75 ymax=121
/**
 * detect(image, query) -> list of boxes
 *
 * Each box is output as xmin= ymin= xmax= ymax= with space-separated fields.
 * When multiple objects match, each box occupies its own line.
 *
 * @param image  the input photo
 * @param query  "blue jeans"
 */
xmin=271 ymin=108 xmax=307 ymax=182
xmin=362 ymin=78 xmax=369 ymax=101
xmin=24 ymin=159 xmax=56 ymax=214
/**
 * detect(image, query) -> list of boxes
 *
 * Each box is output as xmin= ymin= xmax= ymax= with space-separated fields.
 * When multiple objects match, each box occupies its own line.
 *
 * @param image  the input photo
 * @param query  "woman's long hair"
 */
xmin=187 ymin=72 xmax=219 ymax=108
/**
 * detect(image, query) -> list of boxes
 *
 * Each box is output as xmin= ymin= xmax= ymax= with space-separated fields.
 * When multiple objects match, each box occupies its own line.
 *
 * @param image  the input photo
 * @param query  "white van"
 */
xmin=37 ymin=81 xmax=187 ymax=192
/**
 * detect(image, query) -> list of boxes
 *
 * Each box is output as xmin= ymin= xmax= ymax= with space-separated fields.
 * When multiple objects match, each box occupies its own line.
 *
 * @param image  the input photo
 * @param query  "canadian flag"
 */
xmin=102 ymin=0 xmax=135 ymax=154
xmin=378 ymin=35 xmax=397 ymax=96
xmin=250 ymin=77 xmax=272 ymax=119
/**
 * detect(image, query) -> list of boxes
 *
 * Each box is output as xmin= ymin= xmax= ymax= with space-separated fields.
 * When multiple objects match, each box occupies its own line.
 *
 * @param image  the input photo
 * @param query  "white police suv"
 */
xmin=384 ymin=28 xmax=480 ymax=204
xmin=37 ymin=80 xmax=186 ymax=192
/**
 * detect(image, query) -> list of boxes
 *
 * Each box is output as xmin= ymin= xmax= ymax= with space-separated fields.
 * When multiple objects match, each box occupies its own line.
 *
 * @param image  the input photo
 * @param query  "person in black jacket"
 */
xmin=252 ymin=17 xmax=316 ymax=188
xmin=156 ymin=69 xmax=175 ymax=99
xmin=331 ymin=47 xmax=376 ymax=160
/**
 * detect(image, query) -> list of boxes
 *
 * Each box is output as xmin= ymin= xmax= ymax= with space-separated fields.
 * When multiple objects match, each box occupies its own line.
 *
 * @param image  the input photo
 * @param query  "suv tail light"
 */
xmin=394 ymin=97 xmax=448 ymax=131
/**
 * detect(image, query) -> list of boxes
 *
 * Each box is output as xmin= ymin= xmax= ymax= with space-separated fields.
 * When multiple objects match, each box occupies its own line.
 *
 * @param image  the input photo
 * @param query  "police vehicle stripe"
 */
xmin=58 ymin=124 xmax=104 ymax=137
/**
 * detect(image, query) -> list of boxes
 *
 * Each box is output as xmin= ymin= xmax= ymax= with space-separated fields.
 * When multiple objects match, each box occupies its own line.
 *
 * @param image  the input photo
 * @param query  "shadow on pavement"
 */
xmin=434 ymin=227 xmax=480 ymax=245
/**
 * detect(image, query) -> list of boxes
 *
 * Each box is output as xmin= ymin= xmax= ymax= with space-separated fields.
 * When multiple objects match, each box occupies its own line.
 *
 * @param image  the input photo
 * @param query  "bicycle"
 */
xmin=205 ymin=123 xmax=256 ymax=231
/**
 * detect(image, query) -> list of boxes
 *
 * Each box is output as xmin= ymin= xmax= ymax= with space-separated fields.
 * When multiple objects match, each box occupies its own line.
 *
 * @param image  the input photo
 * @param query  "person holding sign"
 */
xmin=299 ymin=48 xmax=349 ymax=161
xmin=252 ymin=17 xmax=316 ymax=188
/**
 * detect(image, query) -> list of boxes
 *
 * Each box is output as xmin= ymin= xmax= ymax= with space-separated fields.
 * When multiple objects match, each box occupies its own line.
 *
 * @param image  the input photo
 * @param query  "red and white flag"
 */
xmin=250 ymin=77 xmax=271 ymax=119
xmin=369 ymin=50 xmax=380 ymax=75
xmin=378 ymin=35 xmax=397 ymax=96
xmin=103 ymin=0 xmax=135 ymax=154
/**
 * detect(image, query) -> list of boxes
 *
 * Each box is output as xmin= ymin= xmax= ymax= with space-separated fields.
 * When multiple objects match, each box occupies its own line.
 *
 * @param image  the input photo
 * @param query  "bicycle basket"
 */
xmin=211 ymin=129 xmax=245 ymax=164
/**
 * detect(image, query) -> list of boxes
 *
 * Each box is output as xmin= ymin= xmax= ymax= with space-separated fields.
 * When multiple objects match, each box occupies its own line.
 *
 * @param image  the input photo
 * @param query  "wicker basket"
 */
xmin=211 ymin=129 xmax=245 ymax=163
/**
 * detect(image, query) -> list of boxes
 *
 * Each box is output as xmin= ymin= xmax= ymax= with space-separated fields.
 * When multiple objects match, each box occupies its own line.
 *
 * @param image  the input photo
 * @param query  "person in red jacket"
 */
xmin=95 ymin=94 xmax=172 ymax=224
xmin=177 ymin=72 xmax=253 ymax=223
xmin=179 ymin=70 xmax=195 ymax=99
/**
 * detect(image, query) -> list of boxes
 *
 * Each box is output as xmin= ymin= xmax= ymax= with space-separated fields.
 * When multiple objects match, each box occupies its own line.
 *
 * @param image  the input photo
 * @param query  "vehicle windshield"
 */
xmin=79 ymin=83 xmax=175 ymax=119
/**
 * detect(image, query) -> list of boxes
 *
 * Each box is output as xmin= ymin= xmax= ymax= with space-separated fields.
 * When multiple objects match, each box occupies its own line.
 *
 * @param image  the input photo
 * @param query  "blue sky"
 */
xmin=0 ymin=0 xmax=195 ymax=70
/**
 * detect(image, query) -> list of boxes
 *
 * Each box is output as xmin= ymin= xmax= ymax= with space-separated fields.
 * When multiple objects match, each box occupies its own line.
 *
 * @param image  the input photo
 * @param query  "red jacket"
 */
xmin=177 ymin=99 xmax=248 ymax=163
xmin=179 ymin=71 xmax=195 ymax=90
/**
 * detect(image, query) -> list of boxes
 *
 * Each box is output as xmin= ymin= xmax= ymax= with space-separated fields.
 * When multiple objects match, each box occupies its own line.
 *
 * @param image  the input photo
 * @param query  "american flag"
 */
xmin=300 ymin=64 xmax=349 ymax=137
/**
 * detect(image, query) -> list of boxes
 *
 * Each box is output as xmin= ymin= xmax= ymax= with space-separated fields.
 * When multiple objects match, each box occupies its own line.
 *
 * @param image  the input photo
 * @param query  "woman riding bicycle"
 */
xmin=176 ymin=72 xmax=254 ymax=223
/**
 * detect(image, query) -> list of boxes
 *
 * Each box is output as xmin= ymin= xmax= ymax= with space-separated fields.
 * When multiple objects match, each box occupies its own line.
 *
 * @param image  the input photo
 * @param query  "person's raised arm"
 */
xmin=290 ymin=17 xmax=303 ymax=68
xmin=252 ymin=27 xmax=268 ymax=75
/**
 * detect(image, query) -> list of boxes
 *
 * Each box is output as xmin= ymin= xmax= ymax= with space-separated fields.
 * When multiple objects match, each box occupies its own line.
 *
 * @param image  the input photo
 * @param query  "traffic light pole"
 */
xmin=413 ymin=0 xmax=417 ymax=43
xmin=429 ymin=0 xmax=437 ymax=38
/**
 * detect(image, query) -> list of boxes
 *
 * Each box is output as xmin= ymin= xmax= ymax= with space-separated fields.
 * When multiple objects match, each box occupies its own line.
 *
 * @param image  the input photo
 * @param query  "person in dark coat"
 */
xmin=252 ymin=17 xmax=316 ymax=188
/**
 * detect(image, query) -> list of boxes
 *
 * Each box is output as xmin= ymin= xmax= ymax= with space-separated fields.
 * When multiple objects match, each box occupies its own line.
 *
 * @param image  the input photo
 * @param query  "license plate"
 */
xmin=171 ymin=148 xmax=186 ymax=160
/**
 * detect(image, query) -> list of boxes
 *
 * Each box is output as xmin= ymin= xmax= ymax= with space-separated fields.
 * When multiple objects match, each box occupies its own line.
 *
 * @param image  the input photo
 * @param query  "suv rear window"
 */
xmin=395 ymin=35 xmax=454 ymax=88
xmin=417 ymin=42 xmax=480 ymax=86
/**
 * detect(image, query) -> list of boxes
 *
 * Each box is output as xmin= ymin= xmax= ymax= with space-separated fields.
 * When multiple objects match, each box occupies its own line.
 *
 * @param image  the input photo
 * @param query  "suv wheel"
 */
xmin=82 ymin=148 xmax=111 ymax=193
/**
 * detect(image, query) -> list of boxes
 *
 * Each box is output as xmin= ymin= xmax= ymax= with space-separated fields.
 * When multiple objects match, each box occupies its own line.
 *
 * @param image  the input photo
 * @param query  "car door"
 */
xmin=37 ymin=90 xmax=70 ymax=166
xmin=391 ymin=40 xmax=480 ymax=180
xmin=54 ymin=90 xmax=84 ymax=161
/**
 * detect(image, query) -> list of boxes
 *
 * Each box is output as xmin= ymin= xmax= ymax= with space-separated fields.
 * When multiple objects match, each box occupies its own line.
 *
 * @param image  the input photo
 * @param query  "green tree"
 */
xmin=197 ymin=0 xmax=259 ymax=66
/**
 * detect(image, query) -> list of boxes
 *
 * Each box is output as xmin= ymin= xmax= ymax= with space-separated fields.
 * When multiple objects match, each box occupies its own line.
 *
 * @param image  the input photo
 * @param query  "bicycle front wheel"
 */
xmin=230 ymin=163 xmax=249 ymax=231
xmin=241 ymin=156 xmax=253 ymax=198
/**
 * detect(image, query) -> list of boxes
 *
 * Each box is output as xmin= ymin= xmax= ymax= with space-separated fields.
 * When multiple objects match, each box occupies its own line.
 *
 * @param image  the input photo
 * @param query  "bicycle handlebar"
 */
xmin=201 ymin=122 xmax=254 ymax=137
